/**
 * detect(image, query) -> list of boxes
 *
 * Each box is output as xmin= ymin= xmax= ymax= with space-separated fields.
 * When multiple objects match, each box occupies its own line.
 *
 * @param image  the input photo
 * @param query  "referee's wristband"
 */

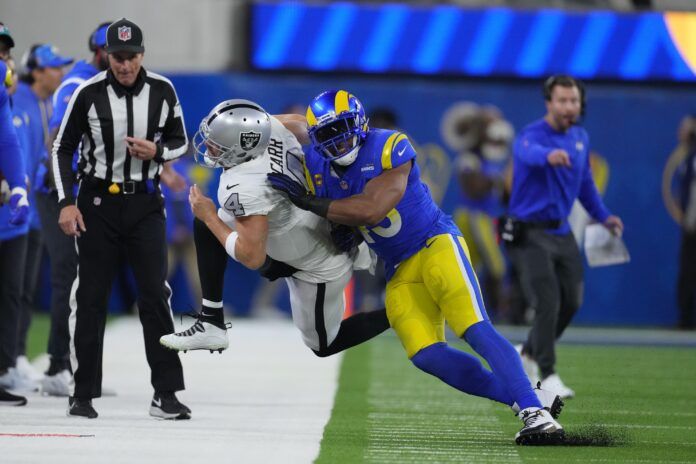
xmin=225 ymin=231 xmax=239 ymax=261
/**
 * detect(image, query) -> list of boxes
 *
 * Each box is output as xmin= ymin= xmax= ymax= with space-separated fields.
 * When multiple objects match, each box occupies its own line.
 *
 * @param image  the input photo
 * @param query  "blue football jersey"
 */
xmin=304 ymin=128 xmax=459 ymax=280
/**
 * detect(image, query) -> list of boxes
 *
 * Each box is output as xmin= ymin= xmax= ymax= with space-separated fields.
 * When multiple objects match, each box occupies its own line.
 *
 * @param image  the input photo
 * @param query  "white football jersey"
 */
xmin=216 ymin=116 xmax=353 ymax=283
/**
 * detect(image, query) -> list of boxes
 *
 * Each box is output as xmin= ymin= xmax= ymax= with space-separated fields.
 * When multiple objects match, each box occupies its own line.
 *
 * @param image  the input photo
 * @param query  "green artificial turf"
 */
xmin=317 ymin=333 xmax=696 ymax=463
xmin=25 ymin=312 xmax=50 ymax=361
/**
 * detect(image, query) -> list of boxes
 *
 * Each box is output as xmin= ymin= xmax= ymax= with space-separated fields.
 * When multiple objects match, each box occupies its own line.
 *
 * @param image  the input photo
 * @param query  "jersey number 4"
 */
xmin=224 ymin=193 xmax=246 ymax=217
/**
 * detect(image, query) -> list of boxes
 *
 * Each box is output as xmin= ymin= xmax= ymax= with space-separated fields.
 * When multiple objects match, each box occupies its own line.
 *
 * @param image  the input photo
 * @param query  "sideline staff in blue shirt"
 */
xmin=38 ymin=23 xmax=111 ymax=394
xmin=0 ymin=21 xmax=30 ymax=407
xmin=505 ymin=75 xmax=623 ymax=399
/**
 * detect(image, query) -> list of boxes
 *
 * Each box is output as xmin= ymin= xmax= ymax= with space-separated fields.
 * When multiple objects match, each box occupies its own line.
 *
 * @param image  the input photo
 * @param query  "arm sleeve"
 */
xmin=52 ymin=87 xmax=86 ymax=208
xmin=513 ymin=132 xmax=551 ymax=167
xmin=577 ymin=147 xmax=611 ymax=223
xmin=0 ymin=88 xmax=26 ymax=190
xmin=155 ymin=83 xmax=188 ymax=162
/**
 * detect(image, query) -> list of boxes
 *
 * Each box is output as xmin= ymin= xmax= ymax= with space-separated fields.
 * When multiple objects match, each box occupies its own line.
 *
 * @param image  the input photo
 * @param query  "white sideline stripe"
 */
xmin=2 ymin=318 xmax=340 ymax=464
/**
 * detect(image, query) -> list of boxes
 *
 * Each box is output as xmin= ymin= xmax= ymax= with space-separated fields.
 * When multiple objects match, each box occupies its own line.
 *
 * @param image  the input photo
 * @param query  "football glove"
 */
xmin=8 ymin=187 xmax=29 ymax=226
xmin=267 ymin=172 xmax=332 ymax=218
xmin=330 ymin=222 xmax=363 ymax=253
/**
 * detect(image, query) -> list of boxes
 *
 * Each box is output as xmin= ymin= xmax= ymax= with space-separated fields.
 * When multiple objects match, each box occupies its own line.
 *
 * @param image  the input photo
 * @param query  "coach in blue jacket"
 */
xmin=505 ymin=75 xmax=623 ymax=399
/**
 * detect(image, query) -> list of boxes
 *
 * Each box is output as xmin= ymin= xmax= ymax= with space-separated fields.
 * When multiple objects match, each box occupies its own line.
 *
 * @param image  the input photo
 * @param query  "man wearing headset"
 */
xmin=503 ymin=75 xmax=623 ymax=398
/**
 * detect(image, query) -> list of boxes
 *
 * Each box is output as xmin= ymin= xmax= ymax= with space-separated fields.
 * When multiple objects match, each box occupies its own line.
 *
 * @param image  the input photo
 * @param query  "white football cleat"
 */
xmin=515 ymin=344 xmax=540 ymax=386
xmin=160 ymin=318 xmax=230 ymax=353
xmin=512 ymin=384 xmax=564 ymax=419
xmin=540 ymin=373 xmax=575 ymax=399
xmin=41 ymin=369 xmax=72 ymax=397
xmin=515 ymin=407 xmax=564 ymax=445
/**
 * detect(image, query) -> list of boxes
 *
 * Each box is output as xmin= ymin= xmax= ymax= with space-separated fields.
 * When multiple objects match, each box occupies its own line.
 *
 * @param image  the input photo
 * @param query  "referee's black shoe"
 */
xmin=0 ymin=388 xmax=27 ymax=406
xmin=149 ymin=392 xmax=190 ymax=420
xmin=67 ymin=396 xmax=98 ymax=418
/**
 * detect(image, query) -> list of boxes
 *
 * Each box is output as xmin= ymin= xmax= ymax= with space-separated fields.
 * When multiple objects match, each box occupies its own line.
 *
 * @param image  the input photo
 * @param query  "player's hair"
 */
xmin=19 ymin=44 xmax=41 ymax=85
xmin=543 ymin=74 xmax=586 ymax=115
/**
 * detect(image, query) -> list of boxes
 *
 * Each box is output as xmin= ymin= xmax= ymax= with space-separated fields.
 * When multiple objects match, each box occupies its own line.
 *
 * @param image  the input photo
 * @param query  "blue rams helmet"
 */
xmin=306 ymin=90 xmax=368 ymax=166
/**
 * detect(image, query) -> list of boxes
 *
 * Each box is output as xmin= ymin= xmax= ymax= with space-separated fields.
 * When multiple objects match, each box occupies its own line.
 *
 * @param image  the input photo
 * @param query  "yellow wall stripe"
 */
xmin=306 ymin=107 xmax=317 ymax=127
xmin=334 ymin=90 xmax=350 ymax=115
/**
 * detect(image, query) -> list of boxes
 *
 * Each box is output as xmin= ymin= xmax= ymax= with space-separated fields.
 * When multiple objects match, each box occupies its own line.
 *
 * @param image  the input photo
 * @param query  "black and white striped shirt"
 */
xmin=52 ymin=68 xmax=187 ymax=207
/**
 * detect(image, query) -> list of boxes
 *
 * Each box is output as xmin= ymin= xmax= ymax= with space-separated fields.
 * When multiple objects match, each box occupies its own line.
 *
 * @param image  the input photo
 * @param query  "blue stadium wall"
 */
xmin=158 ymin=71 xmax=693 ymax=327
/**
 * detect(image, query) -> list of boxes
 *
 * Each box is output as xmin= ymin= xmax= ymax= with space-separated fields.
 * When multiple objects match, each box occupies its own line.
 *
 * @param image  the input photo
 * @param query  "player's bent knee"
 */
xmin=410 ymin=342 xmax=447 ymax=372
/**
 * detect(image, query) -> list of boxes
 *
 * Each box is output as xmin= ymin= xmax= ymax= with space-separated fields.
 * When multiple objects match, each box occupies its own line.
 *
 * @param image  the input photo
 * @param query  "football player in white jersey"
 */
xmin=160 ymin=99 xmax=389 ymax=356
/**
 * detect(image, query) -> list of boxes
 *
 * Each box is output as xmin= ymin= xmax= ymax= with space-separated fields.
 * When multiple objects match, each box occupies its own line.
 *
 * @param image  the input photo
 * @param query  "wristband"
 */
xmin=225 ymin=231 xmax=239 ymax=261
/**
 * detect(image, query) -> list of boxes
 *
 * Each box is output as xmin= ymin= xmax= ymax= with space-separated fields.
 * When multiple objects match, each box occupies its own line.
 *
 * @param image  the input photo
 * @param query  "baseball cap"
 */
xmin=23 ymin=44 xmax=74 ymax=71
xmin=90 ymin=22 xmax=111 ymax=51
xmin=0 ymin=22 xmax=14 ymax=48
xmin=105 ymin=18 xmax=144 ymax=54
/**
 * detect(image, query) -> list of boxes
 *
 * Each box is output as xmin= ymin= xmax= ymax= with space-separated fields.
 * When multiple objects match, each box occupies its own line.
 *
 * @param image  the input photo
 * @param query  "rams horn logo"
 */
xmin=240 ymin=131 xmax=261 ymax=151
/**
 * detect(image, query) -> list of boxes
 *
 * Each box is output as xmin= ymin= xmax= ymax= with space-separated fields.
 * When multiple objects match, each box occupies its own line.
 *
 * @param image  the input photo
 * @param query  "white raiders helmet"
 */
xmin=193 ymin=99 xmax=271 ymax=168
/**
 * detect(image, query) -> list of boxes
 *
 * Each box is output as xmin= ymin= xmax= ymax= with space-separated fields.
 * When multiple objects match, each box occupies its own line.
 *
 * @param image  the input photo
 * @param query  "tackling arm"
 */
xmin=275 ymin=113 xmax=310 ymax=145
xmin=327 ymin=162 xmax=410 ymax=226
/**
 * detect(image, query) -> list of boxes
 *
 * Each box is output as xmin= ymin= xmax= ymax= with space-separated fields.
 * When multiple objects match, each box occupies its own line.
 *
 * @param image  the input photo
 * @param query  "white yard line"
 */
xmin=1 ymin=317 xmax=340 ymax=464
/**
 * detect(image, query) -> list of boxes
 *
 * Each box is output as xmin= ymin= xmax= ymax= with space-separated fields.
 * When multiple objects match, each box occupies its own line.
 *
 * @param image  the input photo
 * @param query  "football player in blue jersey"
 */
xmin=269 ymin=90 xmax=564 ymax=444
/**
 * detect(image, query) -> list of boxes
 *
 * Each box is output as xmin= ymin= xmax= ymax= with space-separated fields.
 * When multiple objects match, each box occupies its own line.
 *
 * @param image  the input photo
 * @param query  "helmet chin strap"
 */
xmin=332 ymin=145 xmax=360 ymax=166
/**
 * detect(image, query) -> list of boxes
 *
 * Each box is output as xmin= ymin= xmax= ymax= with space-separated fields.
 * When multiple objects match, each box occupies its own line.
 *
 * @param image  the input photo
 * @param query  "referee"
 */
xmin=52 ymin=18 xmax=189 ymax=419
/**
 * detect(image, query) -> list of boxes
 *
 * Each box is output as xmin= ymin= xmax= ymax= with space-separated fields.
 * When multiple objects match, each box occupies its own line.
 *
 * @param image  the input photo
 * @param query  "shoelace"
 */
xmin=175 ymin=312 xmax=232 ymax=336
xmin=521 ymin=409 xmax=544 ymax=426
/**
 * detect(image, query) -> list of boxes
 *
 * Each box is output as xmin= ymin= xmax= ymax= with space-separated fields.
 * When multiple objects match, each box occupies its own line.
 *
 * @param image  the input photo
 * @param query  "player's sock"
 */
xmin=313 ymin=308 xmax=390 ymax=357
xmin=464 ymin=321 xmax=541 ymax=410
xmin=200 ymin=301 xmax=224 ymax=326
xmin=194 ymin=218 xmax=227 ymax=326
xmin=410 ymin=342 xmax=513 ymax=405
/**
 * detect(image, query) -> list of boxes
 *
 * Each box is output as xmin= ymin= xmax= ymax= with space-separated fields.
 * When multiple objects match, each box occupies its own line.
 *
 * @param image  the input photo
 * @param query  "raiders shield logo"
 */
xmin=240 ymin=131 xmax=261 ymax=151
xmin=118 ymin=26 xmax=131 ymax=41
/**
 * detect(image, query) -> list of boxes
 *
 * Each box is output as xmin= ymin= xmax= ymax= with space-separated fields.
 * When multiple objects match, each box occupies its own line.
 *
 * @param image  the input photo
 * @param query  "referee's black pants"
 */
xmin=507 ymin=229 xmax=584 ymax=379
xmin=71 ymin=183 xmax=184 ymax=399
